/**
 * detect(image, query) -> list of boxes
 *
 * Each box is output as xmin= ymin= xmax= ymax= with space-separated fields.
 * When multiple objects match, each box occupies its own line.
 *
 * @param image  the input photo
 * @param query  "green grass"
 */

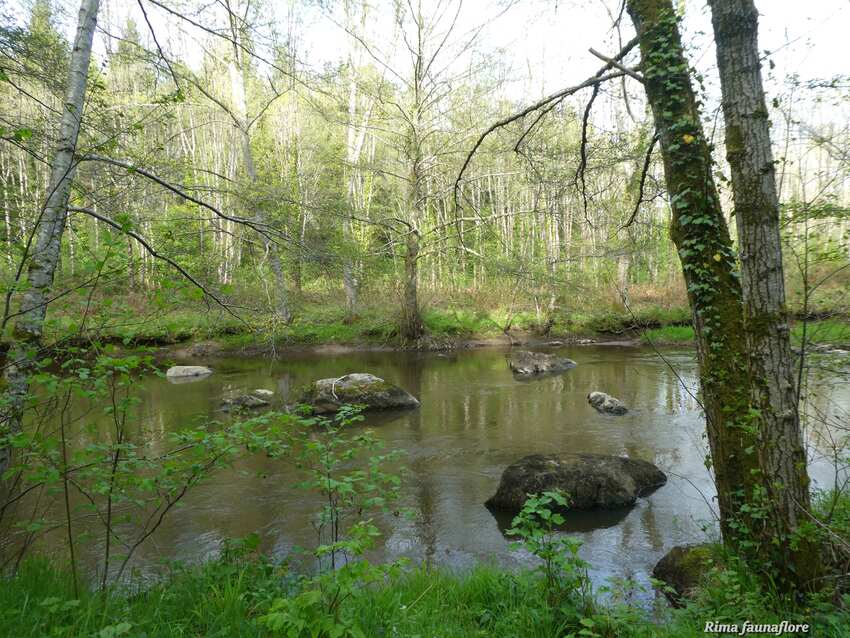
xmin=641 ymin=319 xmax=850 ymax=347
xmin=38 ymin=298 xmax=850 ymax=352
xmin=3 ymin=490 xmax=850 ymax=637
xmin=641 ymin=325 xmax=695 ymax=344
xmin=42 ymin=308 xmax=253 ymax=346
xmin=792 ymin=319 xmax=850 ymax=346
xmin=3 ymin=556 xmax=848 ymax=638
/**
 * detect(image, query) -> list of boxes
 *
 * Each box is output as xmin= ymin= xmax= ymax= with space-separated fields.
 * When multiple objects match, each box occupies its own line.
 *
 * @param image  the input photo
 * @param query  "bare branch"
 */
xmin=621 ymin=132 xmax=660 ymax=229
xmin=453 ymin=35 xmax=640 ymax=206
xmin=575 ymin=82 xmax=601 ymax=227
xmin=589 ymin=48 xmax=644 ymax=83
xmin=68 ymin=207 xmax=245 ymax=324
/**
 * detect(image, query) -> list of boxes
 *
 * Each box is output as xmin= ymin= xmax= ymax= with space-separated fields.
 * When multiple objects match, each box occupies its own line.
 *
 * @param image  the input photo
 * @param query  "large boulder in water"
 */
xmin=508 ymin=351 xmax=576 ymax=377
xmin=587 ymin=391 xmax=628 ymax=415
xmin=486 ymin=453 xmax=666 ymax=512
xmin=652 ymin=544 xmax=715 ymax=605
xmin=300 ymin=373 xmax=420 ymax=414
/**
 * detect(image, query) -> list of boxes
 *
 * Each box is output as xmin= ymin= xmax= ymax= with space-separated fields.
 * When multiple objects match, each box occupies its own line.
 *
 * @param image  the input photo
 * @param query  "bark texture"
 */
xmin=400 ymin=120 xmax=425 ymax=342
xmin=626 ymin=0 xmax=761 ymax=541
xmin=709 ymin=0 xmax=819 ymax=587
xmin=1 ymin=0 xmax=101 ymax=473
xmin=402 ymin=230 xmax=424 ymax=341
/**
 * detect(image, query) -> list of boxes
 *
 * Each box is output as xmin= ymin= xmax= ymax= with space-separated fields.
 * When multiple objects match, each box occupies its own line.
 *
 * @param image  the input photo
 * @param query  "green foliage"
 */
xmin=507 ymin=490 xmax=592 ymax=612
xmin=258 ymin=405 xmax=407 ymax=637
xmin=792 ymin=319 xmax=850 ymax=345
xmin=1 ymin=351 xmax=293 ymax=589
xmin=641 ymin=325 xmax=695 ymax=344
xmin=423 ymin=309 xmax=498 ymax=336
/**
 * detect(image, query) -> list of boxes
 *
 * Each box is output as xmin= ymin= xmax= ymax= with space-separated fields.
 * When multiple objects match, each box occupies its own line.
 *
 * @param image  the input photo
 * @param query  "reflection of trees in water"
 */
xmin=396 ymin=358 xmax=439 ymax=565
xmin=799 ymin=361 xmax=850 ymax=490
xmin=38 ymin=347 xmax=850 ymax=583
xmin=276 ymin=373 xmax=291 ymax=400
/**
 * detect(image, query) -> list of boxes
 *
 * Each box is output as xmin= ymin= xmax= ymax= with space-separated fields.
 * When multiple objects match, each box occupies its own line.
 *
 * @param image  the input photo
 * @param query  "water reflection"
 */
xmin=488 ymin=504 xmax=633 ymax=535
xmin=28 ymin=345 xmax=849 ymax=594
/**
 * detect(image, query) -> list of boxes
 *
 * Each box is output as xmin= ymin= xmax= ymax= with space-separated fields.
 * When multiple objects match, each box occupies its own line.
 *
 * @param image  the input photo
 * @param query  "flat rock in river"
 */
xmin=508 ymin=351 xmax=576 ymax=377
xmin=165 ymin=365 xmax=213 ymax=383
xmin=220 ymin=394 xmax=270 ymax=411
xmin=486 ymin=453 xmax=666 ymax=511
xmin=300 ymin=373 xmax=420 ymax=414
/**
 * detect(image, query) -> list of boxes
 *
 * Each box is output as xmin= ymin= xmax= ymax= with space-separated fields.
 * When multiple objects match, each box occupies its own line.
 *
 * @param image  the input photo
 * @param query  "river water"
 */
xmin=52 ymin=345 xmax=850 ymax=592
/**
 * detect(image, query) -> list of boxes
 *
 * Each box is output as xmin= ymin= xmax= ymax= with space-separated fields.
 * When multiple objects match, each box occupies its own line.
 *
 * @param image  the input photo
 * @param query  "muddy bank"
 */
xmin=159 ymin=332 xmax=643 ymax=362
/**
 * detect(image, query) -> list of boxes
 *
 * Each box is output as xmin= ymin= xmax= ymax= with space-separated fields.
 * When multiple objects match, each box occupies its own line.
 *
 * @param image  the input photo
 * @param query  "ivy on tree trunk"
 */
xmin=709 ymin=0 xmax=820 ymax=589
xmin=626 ymin=0 xmax=762 ymax=567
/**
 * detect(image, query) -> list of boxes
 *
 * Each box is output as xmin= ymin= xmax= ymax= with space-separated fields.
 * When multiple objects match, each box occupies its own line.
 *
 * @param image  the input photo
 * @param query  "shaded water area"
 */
xmin=40 ymin=345 xmax=850 ymax=593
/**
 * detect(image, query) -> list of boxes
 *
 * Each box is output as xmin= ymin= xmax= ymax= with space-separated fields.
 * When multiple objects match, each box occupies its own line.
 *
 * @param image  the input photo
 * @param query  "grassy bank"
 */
xmin=41 ymin=301 xmax=692 ymax=350
xmin=37 ymin=291 xmax=850 ymax=352
xmin=641 ymin=318 xmax=850 ymax=347
xmin=2 ymin=493 xmax=848 ymax=638
xmin=3 ymin=550 xmax=848 ymax=638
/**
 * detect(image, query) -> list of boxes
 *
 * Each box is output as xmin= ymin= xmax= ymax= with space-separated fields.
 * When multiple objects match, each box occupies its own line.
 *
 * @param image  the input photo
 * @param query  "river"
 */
xmin=42 ymin=344 xmax=850 ymax=594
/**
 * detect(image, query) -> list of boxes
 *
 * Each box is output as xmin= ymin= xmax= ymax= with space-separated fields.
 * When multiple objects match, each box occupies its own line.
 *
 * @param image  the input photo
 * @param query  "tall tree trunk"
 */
xmin=709 ymin=0 xmax=820 ymax=588
xmin=402 ymin=229 xmax=424 ymax=341
xmin=342 ymin=0 xmax=372 ymax=319
xmin=1 ymin=0 xmax=100 ymax=473
xmin=226 ymin=6 xmax=291 ymax=324
xmin=626 ymin=0 xmax=762 ymax=546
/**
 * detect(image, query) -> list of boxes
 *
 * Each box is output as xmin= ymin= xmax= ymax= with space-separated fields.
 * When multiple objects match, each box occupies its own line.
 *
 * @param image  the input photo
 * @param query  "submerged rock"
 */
xmin=300 ymin=373 xmax=420 ymax=414
xmin=486 ymin=453 xmax=666 ymax=512
xmin=220 ymin=394 xmax=270 ymax=411
xmin=165 ymin=365 xmax=213 ymax=382
xmin=652 ymin=544 xmax=715 ymax=605
xmin=587 ymin=391 xmax=628 ymax=415
xmin=508 ymin=351 xmax=576 ymax=377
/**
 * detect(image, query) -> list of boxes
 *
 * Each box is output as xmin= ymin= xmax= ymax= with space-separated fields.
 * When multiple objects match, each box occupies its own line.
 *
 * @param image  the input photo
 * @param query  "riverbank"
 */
xmin=4 ymin=516 xmax=849 ymax=638
xmin=42 ymin=302 xmax=850 ymax=359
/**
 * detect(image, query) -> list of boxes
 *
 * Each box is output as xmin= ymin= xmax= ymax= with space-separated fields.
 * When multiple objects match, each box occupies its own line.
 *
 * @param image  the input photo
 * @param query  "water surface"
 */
xmin=53 ymin=345 xmax=849 ymax=592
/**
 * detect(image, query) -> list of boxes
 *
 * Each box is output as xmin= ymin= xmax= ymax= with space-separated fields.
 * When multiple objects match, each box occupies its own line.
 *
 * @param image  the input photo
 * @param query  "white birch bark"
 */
xmin=226 ymin=4 xmax=291 ymax=323
xmin=2 ymin=0 xmax=100 ymax=472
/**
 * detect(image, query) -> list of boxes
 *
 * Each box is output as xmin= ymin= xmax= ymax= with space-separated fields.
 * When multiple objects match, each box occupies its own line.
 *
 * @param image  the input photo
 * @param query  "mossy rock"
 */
xmin=508 ymin=351 xmax=576 ymax=378
xmin=300 ymin=373 xmax=420 ymax=414
xmin=652 ymin=543 xmax=717 ymax=605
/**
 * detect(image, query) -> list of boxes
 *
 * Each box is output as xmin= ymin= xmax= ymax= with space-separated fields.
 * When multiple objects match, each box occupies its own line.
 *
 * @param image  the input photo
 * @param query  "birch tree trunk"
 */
xmin=626 ymin=0 xmax=762 ymax=549
xmin=709 ymin=0 xmax=820 ymax=588
xmin=342 ymin=0 xmax=372 ymax=319
xmin=226 ymin=5 xmax=291 ymax=323
xmin=1 ymin=0 xmax=100 ymax=473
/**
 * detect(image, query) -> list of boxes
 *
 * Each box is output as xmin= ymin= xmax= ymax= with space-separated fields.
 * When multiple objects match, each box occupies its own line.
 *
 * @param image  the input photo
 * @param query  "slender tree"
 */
xmin=224 ymin=0 xmax=292 ymax=323
xmin=1 ymin=0 xmax=101 ymax=473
